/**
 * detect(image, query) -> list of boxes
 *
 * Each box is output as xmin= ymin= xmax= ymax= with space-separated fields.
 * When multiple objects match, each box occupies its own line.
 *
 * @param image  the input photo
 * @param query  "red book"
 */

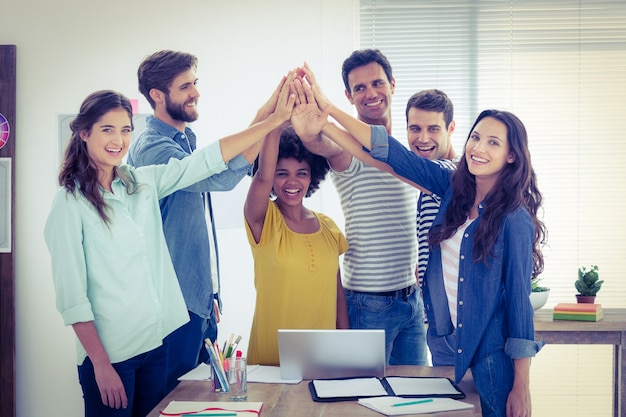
xmin=553 ymin=302 xmax=602 ymax=313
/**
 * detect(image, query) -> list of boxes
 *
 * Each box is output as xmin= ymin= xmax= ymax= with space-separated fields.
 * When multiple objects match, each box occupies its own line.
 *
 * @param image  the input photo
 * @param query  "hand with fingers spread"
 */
xmin=266 ymin=70 xmax=297 ymax=128
xmin=253 ymin=75 xmax=289 ymax=124
xmin=291 ymin=77 xmax=329 ymax=142
xmin=254 ymin=71 xmax=296 ymax=125
xmin=299 ymin=62 xmax=332 ymax=112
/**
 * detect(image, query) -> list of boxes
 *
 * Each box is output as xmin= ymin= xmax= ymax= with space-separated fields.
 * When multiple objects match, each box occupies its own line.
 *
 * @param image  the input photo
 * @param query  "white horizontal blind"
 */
xmin=360 ymin=0 xmax=626 ymax=308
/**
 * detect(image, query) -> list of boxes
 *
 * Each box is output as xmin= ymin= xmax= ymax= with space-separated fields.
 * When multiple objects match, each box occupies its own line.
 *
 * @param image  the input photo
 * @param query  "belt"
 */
xmin=368 ymin=284 xmax=416 ymax=297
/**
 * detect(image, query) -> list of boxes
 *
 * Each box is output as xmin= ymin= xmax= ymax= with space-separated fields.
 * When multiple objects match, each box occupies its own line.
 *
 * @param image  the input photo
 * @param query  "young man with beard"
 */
xmin=127 ymin=50 xmax=262 ymax=392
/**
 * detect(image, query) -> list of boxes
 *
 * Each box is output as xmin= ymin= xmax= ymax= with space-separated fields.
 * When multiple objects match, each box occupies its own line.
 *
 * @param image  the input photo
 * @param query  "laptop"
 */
xmin=277 ymin=329 xmax=386 ymax=380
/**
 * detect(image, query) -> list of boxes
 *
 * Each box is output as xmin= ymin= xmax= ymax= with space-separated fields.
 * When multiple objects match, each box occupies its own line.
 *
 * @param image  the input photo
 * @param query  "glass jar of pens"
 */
xmin=204 ymin=335 xmax=246 ymax=400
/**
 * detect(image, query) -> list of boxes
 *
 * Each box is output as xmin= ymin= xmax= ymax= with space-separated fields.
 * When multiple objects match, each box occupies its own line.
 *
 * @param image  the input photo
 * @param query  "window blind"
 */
xmin=359 ymin=0 xmax=626 ymax=307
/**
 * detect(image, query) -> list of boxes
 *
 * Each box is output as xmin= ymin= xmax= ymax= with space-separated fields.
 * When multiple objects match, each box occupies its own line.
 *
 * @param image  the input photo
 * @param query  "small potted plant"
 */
xmin=530 ymin=276 xmax=550 ymax=311
xmin=575 ymin=265 xmax=603 ymax=303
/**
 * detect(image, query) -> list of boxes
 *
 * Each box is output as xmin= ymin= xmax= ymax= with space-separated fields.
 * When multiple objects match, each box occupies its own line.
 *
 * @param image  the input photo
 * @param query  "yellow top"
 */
xmin=245 ymin=201 xmax=348 ymax=365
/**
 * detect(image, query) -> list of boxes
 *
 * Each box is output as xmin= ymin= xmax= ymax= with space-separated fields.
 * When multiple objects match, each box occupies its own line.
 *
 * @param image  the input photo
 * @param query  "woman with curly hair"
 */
xmin=244 ymin=125 xmax=348 ymax=366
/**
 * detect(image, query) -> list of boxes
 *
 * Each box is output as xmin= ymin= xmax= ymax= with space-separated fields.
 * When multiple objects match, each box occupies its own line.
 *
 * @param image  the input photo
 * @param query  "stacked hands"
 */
xmin=255 ymin=63 xmax=333 ymax=144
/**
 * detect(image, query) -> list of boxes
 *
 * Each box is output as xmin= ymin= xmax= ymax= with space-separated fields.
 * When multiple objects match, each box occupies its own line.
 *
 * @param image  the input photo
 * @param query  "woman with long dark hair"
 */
xmin=45 ymin=87 xmax=293 ymax=417
xmin=298 ymin=71 xmax=546 ymax=416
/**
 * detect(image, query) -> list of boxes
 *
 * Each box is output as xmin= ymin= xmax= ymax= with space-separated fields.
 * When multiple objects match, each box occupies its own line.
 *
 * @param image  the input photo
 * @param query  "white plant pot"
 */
xmin=530 ymin=290 xmax=550 ymax=311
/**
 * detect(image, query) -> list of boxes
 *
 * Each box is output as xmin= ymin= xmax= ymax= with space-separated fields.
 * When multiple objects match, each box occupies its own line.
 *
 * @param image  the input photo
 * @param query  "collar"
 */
xmin=146 ymin=115 xmax=196 ymax=152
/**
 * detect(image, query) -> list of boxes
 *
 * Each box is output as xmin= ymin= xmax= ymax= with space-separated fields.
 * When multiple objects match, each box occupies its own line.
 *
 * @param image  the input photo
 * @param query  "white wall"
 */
xmin=0 ymin=1 xmax=356 ymax=415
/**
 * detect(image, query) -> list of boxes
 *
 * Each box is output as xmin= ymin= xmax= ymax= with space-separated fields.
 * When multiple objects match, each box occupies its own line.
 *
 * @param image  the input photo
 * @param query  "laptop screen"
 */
xmin=277 ymin=329 xmax=386 ymax=380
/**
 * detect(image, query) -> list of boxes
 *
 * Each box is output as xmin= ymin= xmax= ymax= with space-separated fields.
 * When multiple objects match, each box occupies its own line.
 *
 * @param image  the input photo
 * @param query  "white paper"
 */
xmin=358 ymin=396 xmax=473 ymax=416
xmin=177 ymin=362 xmax=212 ymax=381
xmin=161 ymin=400 xmax=263 ymax=416
xmin=385 ymin=376 xmax=461 ymax=396
xmin=313 ymin=377 xmax=388 ymax=398
xmin=247 ymin=365 xmax=302 ymax=384
xmin=178 ymin=363 xmax=302 ymax=384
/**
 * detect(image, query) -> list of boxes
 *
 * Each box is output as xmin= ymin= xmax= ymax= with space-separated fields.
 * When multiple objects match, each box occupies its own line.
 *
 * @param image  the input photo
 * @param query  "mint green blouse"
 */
xmin=44 ymin=142 xmax=227 ymax=365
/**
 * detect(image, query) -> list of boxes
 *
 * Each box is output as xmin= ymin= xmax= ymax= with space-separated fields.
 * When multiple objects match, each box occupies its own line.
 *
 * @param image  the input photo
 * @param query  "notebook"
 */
xmin=277 ymin=329 xmax=386 ymax=380
xmin=308 ymin=376 xmax=466 ymax=402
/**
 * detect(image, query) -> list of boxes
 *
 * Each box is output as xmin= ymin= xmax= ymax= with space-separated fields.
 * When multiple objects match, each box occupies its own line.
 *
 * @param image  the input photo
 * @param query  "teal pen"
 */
xmin=391 ymin=398 xmax=434 ymax=407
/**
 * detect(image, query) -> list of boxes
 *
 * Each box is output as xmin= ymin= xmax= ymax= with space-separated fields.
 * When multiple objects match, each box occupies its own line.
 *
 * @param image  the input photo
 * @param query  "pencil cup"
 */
xmin=210 ymin=363 xmax=227 ymax=393
xmin=227 ymin=357 xmax=247 ymax=401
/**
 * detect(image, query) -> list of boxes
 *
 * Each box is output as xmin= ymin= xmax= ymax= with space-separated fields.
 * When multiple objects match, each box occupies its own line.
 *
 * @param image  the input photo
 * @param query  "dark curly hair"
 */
xmin=253 ymin=126 xmax=330 ymax=197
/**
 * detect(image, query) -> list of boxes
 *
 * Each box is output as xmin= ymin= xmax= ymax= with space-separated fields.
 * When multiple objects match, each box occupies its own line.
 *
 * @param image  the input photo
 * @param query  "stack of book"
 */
xmin=553 ymin=303 xmax=603 ymax=321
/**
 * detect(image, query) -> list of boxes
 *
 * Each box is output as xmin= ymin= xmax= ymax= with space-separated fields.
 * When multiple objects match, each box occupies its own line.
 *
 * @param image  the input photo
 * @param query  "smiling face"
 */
xmin=407 ymin=107 xmax=455 ymax=160
xmin=465 ymin=116 xmax=515 ymax=182
xmin=345 ymin=62 xmax=395 ymax=125
xmin=165 ymin=68 xmax=200 ymax=123
xmin=273 ymin=157 xmax=312 ymax=206
xmin=80 ymin=108 xmax=132 ymax=186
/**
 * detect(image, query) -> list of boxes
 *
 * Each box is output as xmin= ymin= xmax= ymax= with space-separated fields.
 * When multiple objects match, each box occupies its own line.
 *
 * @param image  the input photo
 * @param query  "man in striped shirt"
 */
xmin=404 ymin=89 xmax=458 ymax=366
xmin=295 ymin=49 xmax=427 ymax=366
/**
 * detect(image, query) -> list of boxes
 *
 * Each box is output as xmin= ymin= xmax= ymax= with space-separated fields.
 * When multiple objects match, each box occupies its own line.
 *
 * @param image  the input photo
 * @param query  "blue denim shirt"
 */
xmin=127 ymin=116 xmax=252 ymax=318
xmin=370 ymin=125 xmax=543 ymax=382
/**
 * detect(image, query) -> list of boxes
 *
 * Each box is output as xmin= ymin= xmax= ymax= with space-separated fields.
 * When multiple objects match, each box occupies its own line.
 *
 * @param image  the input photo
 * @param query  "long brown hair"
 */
xmin=58 ymin=90 xmax=134 ymax=224
xmin=429 ymin=109 xmax=547 ymax=278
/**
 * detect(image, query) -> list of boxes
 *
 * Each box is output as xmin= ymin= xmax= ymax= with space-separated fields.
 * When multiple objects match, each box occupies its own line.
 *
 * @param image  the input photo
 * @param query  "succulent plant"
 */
xmin=531 ymin=276 xmax=549 ymax=292
xmin=575 ymin=265 xmax=603 ymax=296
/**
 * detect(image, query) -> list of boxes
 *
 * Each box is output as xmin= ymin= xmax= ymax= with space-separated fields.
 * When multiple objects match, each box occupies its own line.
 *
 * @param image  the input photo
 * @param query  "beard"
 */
xmin=165 ymin=95 xmax=198 ymax=123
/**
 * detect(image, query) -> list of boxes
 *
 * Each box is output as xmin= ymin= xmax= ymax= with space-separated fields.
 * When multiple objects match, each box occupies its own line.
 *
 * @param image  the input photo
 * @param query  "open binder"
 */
xmin=308 ymin=376 xmax=465 ymax=402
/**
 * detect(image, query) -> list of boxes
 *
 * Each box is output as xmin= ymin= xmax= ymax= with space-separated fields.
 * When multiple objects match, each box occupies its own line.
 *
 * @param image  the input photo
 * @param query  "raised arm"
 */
xmin=240 ymin=75 xmax=291 ymax=163
xmin=300 ymin=62 xmax=374 ymax=150
xmin=244 ymin=127 xmax=281 ymax=244
xmin=290 ymin=76 xmax=352 ymax=171
xmin=218 ymin=72 xmax=296 ymax=164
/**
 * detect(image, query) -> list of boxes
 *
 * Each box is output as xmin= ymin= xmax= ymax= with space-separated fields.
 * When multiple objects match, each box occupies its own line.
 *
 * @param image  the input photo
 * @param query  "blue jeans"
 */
xmin=470 ymin=349 xmax=514 ymax=417
xmin=344 ymin=286 xmax=428 ymax=365
xmin=427 ymin=330 xmax=456 ymax=366
xmin=164 ymin=310 xmax=218 ymax=393
xmin=77 ymin=345 xmax=167 ymax=417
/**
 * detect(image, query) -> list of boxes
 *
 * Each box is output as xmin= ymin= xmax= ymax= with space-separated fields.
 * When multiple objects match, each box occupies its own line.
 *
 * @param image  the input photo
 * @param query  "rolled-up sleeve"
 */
xmin=370 ymin=125 xmax=391 ymax=161
xmin=505 ymin=337 xmax=544 ymax=358
xmin=44 ymin=192 xmax=95 ymax=325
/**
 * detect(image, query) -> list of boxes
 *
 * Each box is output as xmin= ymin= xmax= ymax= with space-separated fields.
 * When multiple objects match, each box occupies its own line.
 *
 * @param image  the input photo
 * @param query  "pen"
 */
xmin=224 ymin=333 xmax=234 ymax=358
xmin=227 ymin=335 xmax=242 ymax=359
xmin=391 ymin=398 xmax=434 ymax=407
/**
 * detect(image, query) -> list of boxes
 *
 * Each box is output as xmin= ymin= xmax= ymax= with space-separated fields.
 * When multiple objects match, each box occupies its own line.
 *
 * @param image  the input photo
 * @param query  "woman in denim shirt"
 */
xmin=362 ymin=110 xmax=547 ymax=417
xmin=296 ymin=74 xmax=546 ymax=417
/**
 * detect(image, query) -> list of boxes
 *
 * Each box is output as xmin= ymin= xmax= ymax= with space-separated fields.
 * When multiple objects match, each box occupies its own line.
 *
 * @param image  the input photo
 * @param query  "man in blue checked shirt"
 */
xmin=128 ymin=50 xmax=261 ymax=393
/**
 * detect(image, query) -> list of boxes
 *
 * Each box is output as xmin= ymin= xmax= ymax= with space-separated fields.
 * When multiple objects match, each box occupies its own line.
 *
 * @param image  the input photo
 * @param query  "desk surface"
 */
xmin=535 ymin=308 xmax=626 ymax=331
xmin=147 ymin=366 xmax=482 ymax=417
xmin=534 ymin=307 xmax=626 ymax=344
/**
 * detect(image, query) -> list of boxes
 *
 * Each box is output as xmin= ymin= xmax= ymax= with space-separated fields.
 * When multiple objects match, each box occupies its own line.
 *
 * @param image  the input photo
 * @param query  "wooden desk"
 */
xmin=147 ymin=366 xmax=482 ymax=417
xmin=534 ymin=308 xmax=626 ymax=417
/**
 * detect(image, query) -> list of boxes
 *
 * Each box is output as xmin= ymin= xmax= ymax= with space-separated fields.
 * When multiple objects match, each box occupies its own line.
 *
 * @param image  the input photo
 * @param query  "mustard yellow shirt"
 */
xmin=245 ymin=201 xmax=348 ymax=365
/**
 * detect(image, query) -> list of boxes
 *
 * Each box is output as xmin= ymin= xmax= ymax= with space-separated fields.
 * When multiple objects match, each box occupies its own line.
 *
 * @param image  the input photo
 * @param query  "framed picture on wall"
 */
xmin=0 ymin=157 xmax=11 ymax=253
